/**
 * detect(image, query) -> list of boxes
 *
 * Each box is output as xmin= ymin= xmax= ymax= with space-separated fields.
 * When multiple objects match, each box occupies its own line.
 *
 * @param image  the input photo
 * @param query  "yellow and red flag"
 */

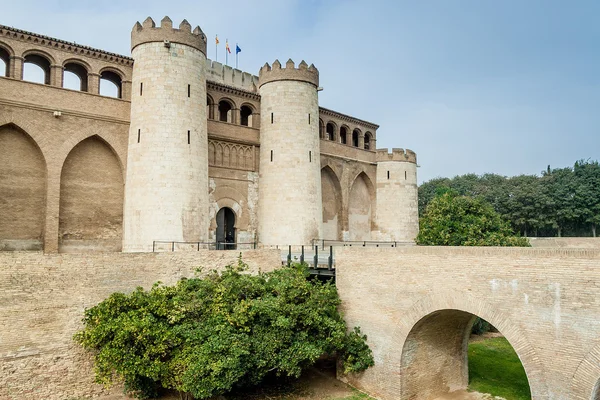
xmin=226 ymin=40 xmax=231 ymax=54
xmin=215 ymin=35 xmax=219 ymax=45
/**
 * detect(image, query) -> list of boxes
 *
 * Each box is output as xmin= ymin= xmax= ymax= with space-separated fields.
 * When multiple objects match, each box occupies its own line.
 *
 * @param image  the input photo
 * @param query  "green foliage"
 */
xmin=418 ymin=160 xmax=600 ymax=237
xmin=469 ymin=337 xmax=531 ymax=400
xmin=416 ymin=192 xmax=530 ymax=246
xmin=74 ymin=258 xmax=374 ymax=399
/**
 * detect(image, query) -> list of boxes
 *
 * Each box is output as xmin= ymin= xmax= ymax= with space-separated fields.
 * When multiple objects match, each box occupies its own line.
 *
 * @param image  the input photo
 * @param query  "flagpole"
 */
xmin=236 ymin=43 xmax=238 ymax=69
xmin=226 ymin=39 xmax=228 ymax=66
xmin=215 ymin=35 xmax=218 ymax=62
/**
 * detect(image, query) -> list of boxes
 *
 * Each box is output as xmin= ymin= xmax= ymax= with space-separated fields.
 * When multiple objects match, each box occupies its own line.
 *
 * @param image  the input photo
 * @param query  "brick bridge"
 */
xmin=335 ymin=247 xmax=600 ymax=400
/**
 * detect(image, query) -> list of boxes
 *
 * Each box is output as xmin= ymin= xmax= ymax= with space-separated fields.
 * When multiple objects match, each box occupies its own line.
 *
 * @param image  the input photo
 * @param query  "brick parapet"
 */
xmin=0 ymin=24 xmax=133 ymax=67
xmin=376 ymin=147 xmax=417 ymax=164
xmin=131 ymin=16 xmax=207 ymax=54
xmin=259 ymin=59 xmax=319 ymax=88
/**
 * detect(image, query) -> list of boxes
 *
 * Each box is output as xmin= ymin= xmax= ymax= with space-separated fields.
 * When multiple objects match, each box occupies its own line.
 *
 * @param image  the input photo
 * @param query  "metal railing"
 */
xmin=312 ymin=239 xmax=414 ymax=249
xmin=283 ymin=245 xmax=334 ymax=271
xmin=152 ymin=240 xmax=257 ymax=252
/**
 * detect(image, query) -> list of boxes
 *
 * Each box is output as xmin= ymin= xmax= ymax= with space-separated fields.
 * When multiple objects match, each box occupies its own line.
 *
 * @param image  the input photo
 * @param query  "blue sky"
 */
xmin=3 ymin=0 xmax=599 ymax=182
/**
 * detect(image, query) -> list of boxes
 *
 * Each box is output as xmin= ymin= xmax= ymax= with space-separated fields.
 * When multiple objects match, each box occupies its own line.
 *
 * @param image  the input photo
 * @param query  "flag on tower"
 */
xmin=215 ymin=35 xmax=219 ymax=61
xmin=235 ymin=43 xmax=241 ymax=69
xmin=226 ymin=40 xmax=231 ymax=54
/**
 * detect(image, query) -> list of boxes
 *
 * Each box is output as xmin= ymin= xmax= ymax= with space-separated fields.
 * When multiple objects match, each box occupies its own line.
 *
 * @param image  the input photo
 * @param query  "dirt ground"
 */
xmin=434 ymin=390 xmax=506 ymax=400
xmin=96 ymin=359 xmax=364 ymax=400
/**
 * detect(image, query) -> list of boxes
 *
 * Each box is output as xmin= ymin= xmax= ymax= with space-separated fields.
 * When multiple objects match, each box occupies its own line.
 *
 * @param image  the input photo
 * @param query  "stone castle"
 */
xmin=0 ymin=16 xmax=418 ymax=252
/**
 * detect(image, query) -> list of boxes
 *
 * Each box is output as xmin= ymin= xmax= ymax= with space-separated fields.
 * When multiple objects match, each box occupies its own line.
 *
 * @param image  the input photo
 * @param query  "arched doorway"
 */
xmin=216 ymin=207 xmax=236 ymax=250
xmin=400 ymin=309 xmax=531 ymax=400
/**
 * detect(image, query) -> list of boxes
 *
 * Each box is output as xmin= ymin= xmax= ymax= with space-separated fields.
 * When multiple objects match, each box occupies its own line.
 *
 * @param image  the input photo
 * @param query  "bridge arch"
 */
xmin=571 ymin=342 xmax=600 ymax=399
xmin=390 ymin=290 xmax=548 ymax=399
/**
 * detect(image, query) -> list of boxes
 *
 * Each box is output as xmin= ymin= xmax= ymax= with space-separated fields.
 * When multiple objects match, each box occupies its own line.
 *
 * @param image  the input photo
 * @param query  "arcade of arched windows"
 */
xmin=206 ymin=93 xmax=259 ymax=129
xmin=321 ymin=117 xmax=375 ymax=151
xmin=0 ymin=38 xmax=131 ymax=99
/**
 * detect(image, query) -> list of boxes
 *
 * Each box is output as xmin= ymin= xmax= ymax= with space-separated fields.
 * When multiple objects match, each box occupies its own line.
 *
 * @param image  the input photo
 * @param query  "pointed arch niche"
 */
xmin=0 ymin=124 xmax=47 ymax=251
xmin=59 ymin=136 xmax=123 ymax=252
xmin=321 ymin=166 xmax=342 ymax=240
xmin=348 ymin=172 xmax=374 ymax=241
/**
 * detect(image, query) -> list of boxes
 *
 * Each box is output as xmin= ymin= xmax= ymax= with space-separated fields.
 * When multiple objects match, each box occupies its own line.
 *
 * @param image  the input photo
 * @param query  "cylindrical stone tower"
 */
xmin=123 ymin=16 xmax=209 ymax=252
xmin=257 ymin=59 xmax=323 ymax=246
xmin=375 ymin=148 xmax=419 ymax=242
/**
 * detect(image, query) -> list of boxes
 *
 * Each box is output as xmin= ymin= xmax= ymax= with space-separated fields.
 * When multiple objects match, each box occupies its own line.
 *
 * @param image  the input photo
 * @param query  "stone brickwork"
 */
xmin=0 ymin=249 xmax=280 ymax=399
xmin=335 ymin=246 xmax=600 ymax=400
xmin=0 ymin=18 xmax=418 ymax=250
xmin=375 ymin=148 xmax=419 ymax=242
xmin=257 ymin=60 xmax=323 ymax=245
xmin=123 ymin=17 xmax=209 ymax=252
xmin=529 ymin=237 xmax=600 ymax=248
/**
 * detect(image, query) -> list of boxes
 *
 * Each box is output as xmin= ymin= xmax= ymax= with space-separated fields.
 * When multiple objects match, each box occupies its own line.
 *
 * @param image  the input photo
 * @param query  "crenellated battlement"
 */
xmin=258 ymin=59 xmax=319 ymax=88
xmin=205 ymin=59 xmax=259 ymax=92
xmin=376 ymin=148 xmax=417 ymax=163
xmin=131 ymin=16 xmax=207 ymax=54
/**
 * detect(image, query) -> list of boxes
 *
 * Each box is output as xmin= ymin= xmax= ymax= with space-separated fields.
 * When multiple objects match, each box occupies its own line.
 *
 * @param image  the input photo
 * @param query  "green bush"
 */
xmin=74 ymin=258 xmax=374 ymax=399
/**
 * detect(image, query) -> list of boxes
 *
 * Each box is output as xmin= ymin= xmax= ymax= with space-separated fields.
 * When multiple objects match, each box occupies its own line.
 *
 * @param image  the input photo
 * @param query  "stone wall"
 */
xmin=0 ymin=82 xmax=130 ymax=254
xmin=0 ymin=249 xmax=280 ymax=399
xmin=529 ymin=237 xmax=600 ymax=248
xmin=335 ymin=246 xmax=600 ymax=400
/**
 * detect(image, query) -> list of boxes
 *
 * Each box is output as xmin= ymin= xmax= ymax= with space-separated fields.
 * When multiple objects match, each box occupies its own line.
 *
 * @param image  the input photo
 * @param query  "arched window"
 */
xmin=364 ymin=132 xmax=372 ymax=150
xmin=218 ymin=100 xmax=233 ymax=123
xmin=23 ymin=54 xmax=51 ymax=85
xmin=207 ymin=95 xmax=214 ymax=119
xmin=99 ymin=70 xmax=122 ymax=98
xmin=240 ymin=105 xmax=253 ymax=127
xmin=340 ymin=126 xmax=348 ymax=145
xmin=0 ymin=47 xmax=9 ymax=77
xmin=319 ymin=119 xmax=324 ymax=139
xmin=63 ymin=62 xmax=88 ymax=92
xmin=352 ymin=129 xmax=360 ymax=147
xmin=326 ymin=122 xmax=336 ymax=141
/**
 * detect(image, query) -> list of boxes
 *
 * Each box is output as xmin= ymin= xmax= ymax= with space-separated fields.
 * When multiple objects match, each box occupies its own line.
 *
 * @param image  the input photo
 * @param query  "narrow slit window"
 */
xmin=137 ymin=129 xmax=141 ymax=143
xmin=387 ymin=171 xmax=390 ymax=179
xmin=405 ymin=171 xmax=407 ymax=180
xmin=270 ymin=150 xmax=273 ymax=162
xmin=188 ymin=130 xmax=191 ymax=144
xmin=140 ymin=82 xmax=143 ymax=96
xmin=188 ymin=84 xmax=190 ymax=97
xmin=271 ymin=113 xmax=274 ymax=124
xmin=308 ymin=114 xmax=311 ymax=124
xmin=309 ymin=151 xmax=312 ymax=162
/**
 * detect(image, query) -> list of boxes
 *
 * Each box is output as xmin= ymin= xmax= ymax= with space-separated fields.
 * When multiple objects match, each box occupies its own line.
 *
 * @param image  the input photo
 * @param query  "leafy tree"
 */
xmin=418 ymin=160 xmax=600 ymax=237
xmin=416 ymin=192 xmax=530 ymax=246
xmin=505 ymin=175 xmax=544 ymax=237
xmin=573 ymin=160 xmax=600 ymax=237
xmin=541 ymin=167 xmax=577 ymax=237
xmin=418 ymin=177 xmax=451 ymax=216
xmin=74 ymin=259 xmax=374 ymax=400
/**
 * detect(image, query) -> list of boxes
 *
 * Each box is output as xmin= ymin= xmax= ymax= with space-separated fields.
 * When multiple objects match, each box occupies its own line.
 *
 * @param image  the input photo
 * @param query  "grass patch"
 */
xmin=468 ymin=337 xmax=531 ymax=400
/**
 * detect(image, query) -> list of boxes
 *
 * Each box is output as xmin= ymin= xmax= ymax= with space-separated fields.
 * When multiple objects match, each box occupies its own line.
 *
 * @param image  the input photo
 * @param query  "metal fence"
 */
xmin=152 ymin=241 xmax=257 ymax=252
